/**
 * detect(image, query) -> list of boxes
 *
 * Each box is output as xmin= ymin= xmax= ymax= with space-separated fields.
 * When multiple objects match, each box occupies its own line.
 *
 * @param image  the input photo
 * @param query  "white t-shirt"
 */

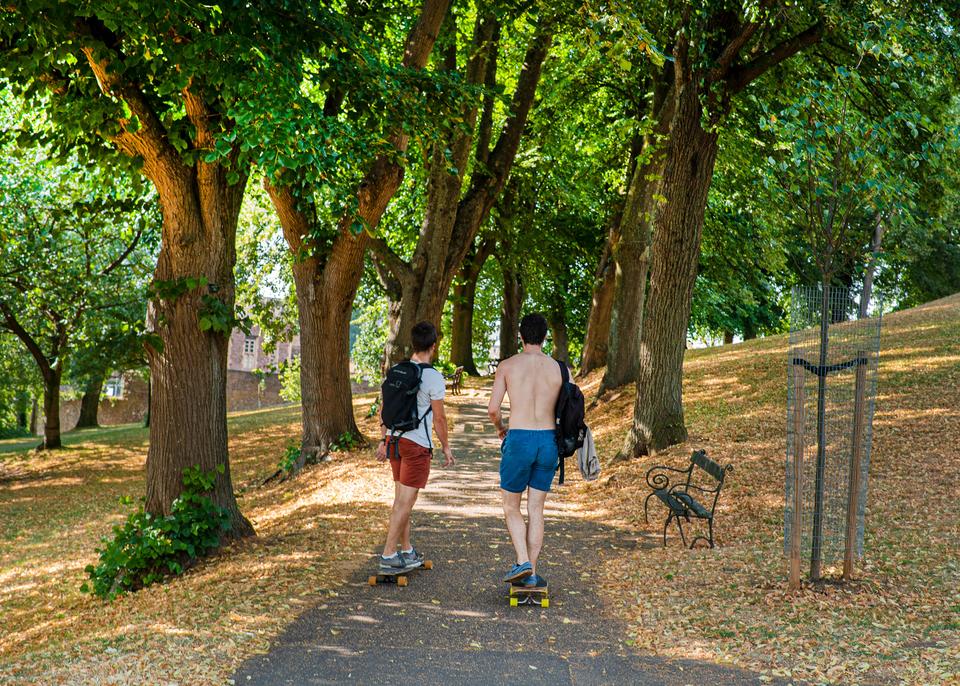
xmin=402 ymin=365 xmax=445 ymax=449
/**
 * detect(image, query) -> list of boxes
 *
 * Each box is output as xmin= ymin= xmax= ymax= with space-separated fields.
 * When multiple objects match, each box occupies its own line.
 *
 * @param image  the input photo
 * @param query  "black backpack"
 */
xmin=381 ymin=360 xmax=433 ymax=450
xmin=554 ymin=360 xmax=586 ymax=484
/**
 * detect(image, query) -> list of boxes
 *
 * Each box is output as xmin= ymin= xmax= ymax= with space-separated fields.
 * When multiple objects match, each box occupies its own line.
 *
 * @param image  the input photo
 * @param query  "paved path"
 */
xmin=234 ymin=399 xmax=765 ymax=685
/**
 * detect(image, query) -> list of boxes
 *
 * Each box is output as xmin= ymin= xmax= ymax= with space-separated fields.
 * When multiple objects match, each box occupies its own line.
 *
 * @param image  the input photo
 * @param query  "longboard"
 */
xmin=368 ymin=559 xmax=433 ymax=587
xmin=508 ymin=584 xmax=549 ymax=607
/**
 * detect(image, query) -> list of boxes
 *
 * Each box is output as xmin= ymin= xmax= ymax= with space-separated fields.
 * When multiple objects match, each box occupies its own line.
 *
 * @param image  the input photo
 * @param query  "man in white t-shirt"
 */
xmin=376 ymin=321 xmax=455 ymax=572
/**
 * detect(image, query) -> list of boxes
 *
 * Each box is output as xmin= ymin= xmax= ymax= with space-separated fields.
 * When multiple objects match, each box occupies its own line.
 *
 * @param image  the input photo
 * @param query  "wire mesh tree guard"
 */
xmin=785 ymin=285 xmax=882 ymax=588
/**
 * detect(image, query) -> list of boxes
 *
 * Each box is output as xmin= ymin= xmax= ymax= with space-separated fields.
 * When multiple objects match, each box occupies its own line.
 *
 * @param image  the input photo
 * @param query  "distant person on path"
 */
xmin=487 ymin=313 xmax=562 ymax=590
xmin=377 ymin=321 xmax=455 ymax=573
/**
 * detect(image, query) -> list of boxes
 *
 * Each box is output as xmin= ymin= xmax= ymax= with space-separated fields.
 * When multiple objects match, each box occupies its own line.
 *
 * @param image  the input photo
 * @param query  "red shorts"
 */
xmin=389 ymin=438 xmax=432 ymax=489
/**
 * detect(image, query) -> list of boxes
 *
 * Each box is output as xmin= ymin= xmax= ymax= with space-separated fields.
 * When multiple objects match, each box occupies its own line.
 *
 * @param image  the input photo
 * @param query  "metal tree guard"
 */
xmin=785 ymin=285 xmax=882 ymax=589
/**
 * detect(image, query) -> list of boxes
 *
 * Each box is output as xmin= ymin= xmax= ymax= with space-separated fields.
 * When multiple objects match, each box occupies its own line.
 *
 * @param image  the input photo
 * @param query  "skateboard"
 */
xmin=368 ymin=559 xmax=433 ymax=587
xmin=508 ymin=584 xmax=549 ymax=607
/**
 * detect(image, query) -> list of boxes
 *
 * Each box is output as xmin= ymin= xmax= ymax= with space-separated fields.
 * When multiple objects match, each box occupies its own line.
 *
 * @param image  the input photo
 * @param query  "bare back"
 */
xmin=494 ymin=351 xmax=562 ymax=430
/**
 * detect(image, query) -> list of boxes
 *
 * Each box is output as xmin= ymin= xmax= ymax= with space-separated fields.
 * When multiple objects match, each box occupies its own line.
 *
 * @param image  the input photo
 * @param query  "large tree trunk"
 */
xmin=600 ymin=83 xmax=674 ymax=393
xmin=578 ymin=214 xmax=621 ymax=376
xmin=270 ymin=185 xmax=368 ymax=465
xmin=499 ymin=262 xmax=523 ymax=359
xmin=449 ymin=239 xmax=493 ymax=375
xmin=621 ymin=84 xmax=720 ymax=457
xmin=74 ymin=376 xmax=103 ymax=429
xmin=377 ymin=24 xmax=552 ymax=366
xmin=145 ymin=168 xmax=254 ymax=538
xmin=267 ymin=0 xmax=451 ymax=469
xmin=40 ymin=366 xmax=63 ymax=449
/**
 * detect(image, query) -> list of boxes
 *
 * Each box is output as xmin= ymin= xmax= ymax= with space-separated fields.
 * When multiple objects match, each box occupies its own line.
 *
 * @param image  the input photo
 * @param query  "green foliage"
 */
xmin=329 ymin=431 xmax=360 ymax=452
xmin=350 ymin=264 xmax=390 ymax=385
xmin=276 ymin=440 xmax=300 ymax=476
xmin=199 ymin=294 xmax=250 ymax=336
xmin=0 ymin=90 xmax=158 ymax=410
xmin=81 ymin=466 xmax=229 ymax=600
xmin=235 ymin=182 xmax=297 ymax=354
xmin=761 ymin=25 xmax=952 ymax=283
xmin=278 ymin=357 xmax=301 ymax=404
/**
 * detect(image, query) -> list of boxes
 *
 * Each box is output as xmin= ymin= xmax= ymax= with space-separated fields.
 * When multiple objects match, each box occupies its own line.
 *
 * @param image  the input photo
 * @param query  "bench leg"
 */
xmin=662 ymin=512 xmax=673 ymax=547
xmin=675 ymin=515 xmax=688 ymax=548
xmin=688 ymin=519 xmax=715 ymax=550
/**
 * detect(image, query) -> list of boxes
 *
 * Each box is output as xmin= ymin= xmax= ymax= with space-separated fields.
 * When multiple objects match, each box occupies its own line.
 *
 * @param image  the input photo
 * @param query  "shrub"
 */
xmin=81 ymin=466 xmax=230 ymax=600
xmin=330 ymin=431 xmax=360 ymax=452
xmin=277 ymin=439 xmax=300 ymax=475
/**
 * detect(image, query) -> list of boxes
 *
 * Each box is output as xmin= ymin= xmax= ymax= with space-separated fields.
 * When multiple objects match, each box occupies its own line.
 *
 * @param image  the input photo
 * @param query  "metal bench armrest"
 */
xmin=644 ymin=464 xmax=692 ymax=492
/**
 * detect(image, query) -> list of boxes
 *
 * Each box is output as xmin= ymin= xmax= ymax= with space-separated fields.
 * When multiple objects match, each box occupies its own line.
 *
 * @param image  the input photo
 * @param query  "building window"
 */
xmin=243 ymin=337 xmax=257 ymax=354
xmin=104 ymin=374 xmax=124 ymax=399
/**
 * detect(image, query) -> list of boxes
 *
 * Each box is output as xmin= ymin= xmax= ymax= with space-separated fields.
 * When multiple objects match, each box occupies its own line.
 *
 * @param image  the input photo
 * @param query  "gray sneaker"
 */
xmin=400 ymin=547 xmax=424 ymax=569
xmin=379 ymin=553 xmax=414 ymax=573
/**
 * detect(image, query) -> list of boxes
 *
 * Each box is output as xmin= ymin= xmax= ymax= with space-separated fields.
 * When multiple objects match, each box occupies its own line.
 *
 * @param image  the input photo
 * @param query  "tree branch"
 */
xmin=101 ymin=225 xmax=145 ymax=276
xmin=367 ymin=236 xmax=412 ymax=283
xmin=0 ymin=302 xmax=52 ymax=379
xmin=726 ymin=21 xmax=824 ymax=94
xmin=75 ymin=19 xmax=180 ymax=179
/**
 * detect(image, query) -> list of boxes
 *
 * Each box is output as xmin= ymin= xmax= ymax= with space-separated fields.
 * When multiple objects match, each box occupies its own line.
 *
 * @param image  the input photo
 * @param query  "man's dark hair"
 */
xmin=519 ymin=313 xmax=548 ymax=346
xmin=411 ymin=321 xmax=438 ymax=353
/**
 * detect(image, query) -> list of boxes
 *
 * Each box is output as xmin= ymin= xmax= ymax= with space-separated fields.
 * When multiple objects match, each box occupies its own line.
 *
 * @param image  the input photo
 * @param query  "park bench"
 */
xmin=445 ymin=366 xmax=464 ymax=395
xmin=643 ymin=449 xmax=733 ymax=549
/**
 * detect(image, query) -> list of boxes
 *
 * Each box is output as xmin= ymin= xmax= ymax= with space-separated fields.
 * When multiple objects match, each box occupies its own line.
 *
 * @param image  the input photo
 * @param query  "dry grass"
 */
xmin=565 ymin=293 xmax=960 ymax=685
xmin=0 ymin=396 xmax=396 ymax=685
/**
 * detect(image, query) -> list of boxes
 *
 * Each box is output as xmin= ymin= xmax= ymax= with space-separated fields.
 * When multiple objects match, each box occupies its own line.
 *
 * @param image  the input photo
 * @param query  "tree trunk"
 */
xmin=621 ymin=84 xmax=720 ymax=457
xmin=75 ymin=376 xmax=103 ymax=429
xmin=40 ymin=366 xmax=63 ymax=449
xmin=267 ymin=0 xmax=450 ymax=470
xmin=144 ymin=166 xmax=254 ymax=538
xmin=292 ymin=238 xmax=365 ymax=463
xmin=29 ymin=397 xmax=38 ymax=435
xmin=449 ymin=240 xmax=493 ymax=375
xmin=144 ymin=374 xmax=151 ymax=428
xmin=859 ymin=213 xmax=884 ymax=318
xmin=549 ymin=304 xmax=570 ymax=366
xmin=578 ymin=215 xmax=620 ymax=376
xmin=499 ymin=263 xmax=523 ymax=359
xmin=600 ymin=86 xmax=674 ymax=393
xmin=723 ymin=330 xmax=734 ymax=345
xmin=14 ymin=391 xmax=28 ymax=431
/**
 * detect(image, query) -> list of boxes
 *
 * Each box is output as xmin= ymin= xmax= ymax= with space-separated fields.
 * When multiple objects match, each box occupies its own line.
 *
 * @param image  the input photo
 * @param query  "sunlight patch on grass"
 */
xmin=565 ymin=292 xmax=960 ymax=685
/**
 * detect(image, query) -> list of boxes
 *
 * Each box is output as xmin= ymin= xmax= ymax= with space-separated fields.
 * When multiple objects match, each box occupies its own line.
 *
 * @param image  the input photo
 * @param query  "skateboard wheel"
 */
xmin=397 ymin=576 xmax=408 ymax=587
xmin=541 ymin=598 xmax=549 ymax=608
xmin=423 ymin=560 xmax=434 ymax=570
xmin=510 ymin=597 xmax=518 ymax=607
xmin=368 ymin=576 xmax=377 ymax=586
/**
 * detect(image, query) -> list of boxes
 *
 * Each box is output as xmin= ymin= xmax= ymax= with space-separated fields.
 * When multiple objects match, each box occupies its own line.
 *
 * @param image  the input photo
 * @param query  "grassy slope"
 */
xmin=567 ymin=293 xmax=960 ymax=685
xmin=0 ymin=398 xmax=393 ymax=685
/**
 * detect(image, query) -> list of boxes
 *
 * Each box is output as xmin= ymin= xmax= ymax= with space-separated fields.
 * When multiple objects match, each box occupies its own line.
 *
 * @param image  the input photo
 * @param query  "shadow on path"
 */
xmin=234 ymin=401 xmax=768 ymax=685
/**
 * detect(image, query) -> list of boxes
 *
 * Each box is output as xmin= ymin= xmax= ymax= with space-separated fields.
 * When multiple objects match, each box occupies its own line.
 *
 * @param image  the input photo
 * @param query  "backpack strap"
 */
xmin=415 ymin=362 xmax=433 ymax=451
xmin=557 ymin=358 xmax=569 ymax=384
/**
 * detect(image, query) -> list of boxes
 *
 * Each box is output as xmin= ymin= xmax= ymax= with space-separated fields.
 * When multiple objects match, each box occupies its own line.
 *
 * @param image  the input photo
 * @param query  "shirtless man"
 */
xmin=487 ymin=313 xmax=562 ymax=589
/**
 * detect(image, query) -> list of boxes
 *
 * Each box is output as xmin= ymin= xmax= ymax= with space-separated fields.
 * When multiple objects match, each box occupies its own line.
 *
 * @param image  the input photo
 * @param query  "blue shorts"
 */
xmin=499 ymin=429 xmax=559 ymax=493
